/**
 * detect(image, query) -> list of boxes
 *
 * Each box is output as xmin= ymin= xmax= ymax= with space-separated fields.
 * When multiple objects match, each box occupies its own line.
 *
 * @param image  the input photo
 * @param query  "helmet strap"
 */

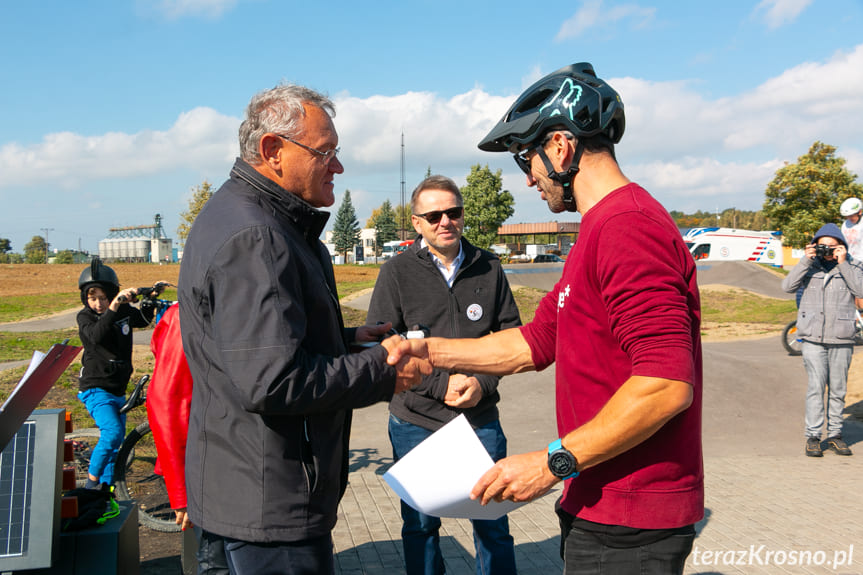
xmin=538 ymin=140 xmax=584 ymax=212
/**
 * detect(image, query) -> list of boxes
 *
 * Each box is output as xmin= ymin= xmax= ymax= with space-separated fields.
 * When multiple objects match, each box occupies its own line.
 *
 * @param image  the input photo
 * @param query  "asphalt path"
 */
xmin=346 ymin=260 xmax=862 ymax=471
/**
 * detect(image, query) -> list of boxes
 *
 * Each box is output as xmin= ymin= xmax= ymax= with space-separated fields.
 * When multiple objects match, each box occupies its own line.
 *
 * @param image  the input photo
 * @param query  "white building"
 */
xmin=324 ymin=228 xmax=379 ymax=264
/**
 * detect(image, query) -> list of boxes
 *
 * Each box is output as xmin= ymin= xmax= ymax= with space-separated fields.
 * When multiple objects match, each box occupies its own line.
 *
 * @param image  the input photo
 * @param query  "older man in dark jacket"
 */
xmin=178 ymin=84 xmax=428 ymax=574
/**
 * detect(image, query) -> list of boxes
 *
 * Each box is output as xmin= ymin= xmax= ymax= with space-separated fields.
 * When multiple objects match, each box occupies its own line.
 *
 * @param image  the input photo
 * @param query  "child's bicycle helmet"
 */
xmin=78 ymin=258 xmax=120 ymax=305
xmin=840 ymin=197 xmax=862 ymax=217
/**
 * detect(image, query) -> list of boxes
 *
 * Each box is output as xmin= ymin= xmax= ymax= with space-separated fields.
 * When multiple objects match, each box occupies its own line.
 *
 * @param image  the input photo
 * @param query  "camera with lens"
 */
xmin=815 ymin=244 xmax=835 ymax=258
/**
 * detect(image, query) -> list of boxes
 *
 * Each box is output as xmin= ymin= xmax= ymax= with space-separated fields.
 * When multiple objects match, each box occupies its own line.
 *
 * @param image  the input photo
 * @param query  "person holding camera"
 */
xmin=77 ymin=258 xmax=157 ymax=489
xmin=782 ymin=223 xmax=863 ymax=457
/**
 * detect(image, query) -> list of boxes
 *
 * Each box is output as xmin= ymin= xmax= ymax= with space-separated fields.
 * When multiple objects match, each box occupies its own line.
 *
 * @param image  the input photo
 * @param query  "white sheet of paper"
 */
xmin=0 ymin=350 xmax=45 ymax=413
xmin=383 ymin=414 xmax=533 ymax=520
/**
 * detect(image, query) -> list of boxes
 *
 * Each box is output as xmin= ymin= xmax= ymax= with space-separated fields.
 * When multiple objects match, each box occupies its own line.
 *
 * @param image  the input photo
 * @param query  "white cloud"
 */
xmin=0 ymin=108 xmax=239 ymax=189
xmin=556 ymin=0 xmax=656 ymax=41
xmin=754 ymin=0 xmax=813 ymax=29
xmin=151 ymin=0 xmax=238 ymax=19
xmin=3 ymin=43 xmax=861 ymax=232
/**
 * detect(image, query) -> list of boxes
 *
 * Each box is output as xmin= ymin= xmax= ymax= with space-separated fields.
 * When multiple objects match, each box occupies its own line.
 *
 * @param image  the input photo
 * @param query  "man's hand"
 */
xmin=381 ymin=335 xmax=432 ymax=393
xmin=355 ymin=322 xmax=393 ymax=343
xmin=444 ymin=374 xmax=482 ymax=408
xmin=470 ymin=450 xmax=558 ymax=506
xmin=804 ymin=243 xmax=817 ymax=259
xmin=386 ymin=337 xmax=431 ymax=367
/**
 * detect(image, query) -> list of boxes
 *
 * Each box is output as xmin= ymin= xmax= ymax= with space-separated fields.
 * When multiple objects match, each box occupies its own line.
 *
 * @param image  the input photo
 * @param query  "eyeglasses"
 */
xmin=514 ymin=145 xmax=539 ymax=175
xmin=414 ymin=206 xmax=464 ymax=225
xmin=276 ymin=134 xmax=340 ymax=163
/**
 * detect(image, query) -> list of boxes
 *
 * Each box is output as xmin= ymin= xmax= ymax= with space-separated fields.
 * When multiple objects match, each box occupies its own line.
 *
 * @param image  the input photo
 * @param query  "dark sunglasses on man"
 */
xmin=414 ymin=206 xmax=464 ymax=225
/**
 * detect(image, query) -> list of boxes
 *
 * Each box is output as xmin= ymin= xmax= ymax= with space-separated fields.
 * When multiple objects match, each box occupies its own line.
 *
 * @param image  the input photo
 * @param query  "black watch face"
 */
xmin=549 ymin=450 xmax=575 ymax=477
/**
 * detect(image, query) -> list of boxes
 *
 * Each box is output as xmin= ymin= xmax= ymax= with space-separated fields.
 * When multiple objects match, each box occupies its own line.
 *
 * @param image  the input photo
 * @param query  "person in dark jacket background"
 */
xmin=178 ymin=84 xmax=429 ymax=575
xmin=366 ymin=175 xmax=521 ymax=574
xmin=77 ymin=258 xmax=155 ymax=489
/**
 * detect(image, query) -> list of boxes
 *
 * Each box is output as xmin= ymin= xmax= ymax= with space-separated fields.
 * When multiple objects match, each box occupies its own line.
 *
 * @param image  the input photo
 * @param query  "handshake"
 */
xmin=355 ymin=322 xmax=436 ymax=393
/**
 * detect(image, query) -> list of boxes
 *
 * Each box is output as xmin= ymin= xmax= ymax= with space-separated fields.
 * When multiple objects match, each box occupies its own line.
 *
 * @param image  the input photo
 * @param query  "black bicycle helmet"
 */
xmin=479 ymin=62 xmax=625 ymax=153
xmin=478 ymin=62 xmax=624 ymax=212
xmin=78 ymin=258 xmax=120 ymax=305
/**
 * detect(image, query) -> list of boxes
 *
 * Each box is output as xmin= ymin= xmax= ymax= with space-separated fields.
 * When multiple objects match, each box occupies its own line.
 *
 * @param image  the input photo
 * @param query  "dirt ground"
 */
xmin=0 ymin=263 xmax=380 ymax=297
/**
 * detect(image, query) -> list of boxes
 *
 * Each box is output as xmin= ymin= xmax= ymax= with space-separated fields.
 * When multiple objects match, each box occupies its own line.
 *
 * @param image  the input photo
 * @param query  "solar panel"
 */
xmin=0 ymin=409 xmax=64 ymax=572
xmin=0 ymin=420 xmax=36 ymax=559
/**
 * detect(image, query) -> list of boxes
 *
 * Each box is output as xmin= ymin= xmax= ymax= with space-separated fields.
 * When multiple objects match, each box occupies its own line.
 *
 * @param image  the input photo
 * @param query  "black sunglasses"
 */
xmin=514 ymin=147 xmax=536 ymax=175
xmin=414 ymin=206 xmax=464 ymax=225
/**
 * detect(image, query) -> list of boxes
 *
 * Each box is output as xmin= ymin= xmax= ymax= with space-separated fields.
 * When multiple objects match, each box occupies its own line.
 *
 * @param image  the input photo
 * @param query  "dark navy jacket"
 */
xmin=178 ymin=159 xmax=396 ymax=543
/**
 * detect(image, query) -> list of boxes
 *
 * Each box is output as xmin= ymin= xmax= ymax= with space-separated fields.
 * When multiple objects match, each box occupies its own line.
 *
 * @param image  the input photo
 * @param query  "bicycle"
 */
xmin=781 ymin=308 xmax=863 ymax=356
xmin=66 ymin=373 xmax=179 ymax=533
xmin=66 ymin=284 xmax=180 ymax=533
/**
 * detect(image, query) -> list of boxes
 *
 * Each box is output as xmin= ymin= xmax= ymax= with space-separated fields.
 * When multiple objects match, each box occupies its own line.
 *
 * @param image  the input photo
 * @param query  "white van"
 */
xmin=682 ymin=227 xmax=783 ymax=267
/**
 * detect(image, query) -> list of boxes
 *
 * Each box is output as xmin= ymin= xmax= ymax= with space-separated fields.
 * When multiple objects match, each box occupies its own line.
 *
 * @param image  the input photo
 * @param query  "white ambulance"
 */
xmin=682 ymin=227 xmax=784 ymax=267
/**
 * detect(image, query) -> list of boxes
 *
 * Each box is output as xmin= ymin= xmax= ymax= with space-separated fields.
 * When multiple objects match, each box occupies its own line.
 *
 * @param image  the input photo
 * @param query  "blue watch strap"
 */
xmin=547 ymin=438 xmax=579 ymax=480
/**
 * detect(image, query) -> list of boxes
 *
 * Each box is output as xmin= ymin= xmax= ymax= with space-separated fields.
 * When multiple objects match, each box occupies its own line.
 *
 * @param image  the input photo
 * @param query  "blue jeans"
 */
xmin=388 ymin=414 xmax=517 ymax=575
xmin=801 ymin=341 xmax=852 ymax=438
xmin=78 ymin=387 xmax=126 ymax=485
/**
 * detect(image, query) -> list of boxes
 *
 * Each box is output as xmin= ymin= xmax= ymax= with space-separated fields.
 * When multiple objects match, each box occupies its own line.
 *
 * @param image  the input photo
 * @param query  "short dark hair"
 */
xmin=410 ymin=175 xmax=463 ymax=214
xmin=541 ymin=127 xmax=616 ymax=157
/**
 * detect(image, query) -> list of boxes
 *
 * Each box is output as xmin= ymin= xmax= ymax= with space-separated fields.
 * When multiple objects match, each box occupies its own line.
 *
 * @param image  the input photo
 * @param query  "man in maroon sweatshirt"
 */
xmin=387 ymin=63 xmax=703 ymax=575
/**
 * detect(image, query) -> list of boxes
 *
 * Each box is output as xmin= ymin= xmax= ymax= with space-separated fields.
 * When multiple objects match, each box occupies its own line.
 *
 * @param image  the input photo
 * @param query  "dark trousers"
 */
xmin=558 ymin=506 xmax=695 ymax=575
xmin=194 ymin=527 xmax=229 ymax=574
xmin=218 ymin=532 xmax=334 ymax=575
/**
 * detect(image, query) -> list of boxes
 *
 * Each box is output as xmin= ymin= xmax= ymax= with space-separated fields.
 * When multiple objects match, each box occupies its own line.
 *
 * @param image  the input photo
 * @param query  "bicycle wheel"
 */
xmin=782 ymin=321 xmax=802 ymax=356
xmin=114 ymin=422 xmax=181 ymax=533
xmin=65 ymin=428 xmax=102 ymax=488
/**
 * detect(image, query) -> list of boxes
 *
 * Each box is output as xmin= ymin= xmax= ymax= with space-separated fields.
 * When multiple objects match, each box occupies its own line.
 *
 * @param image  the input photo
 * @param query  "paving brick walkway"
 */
xmin=333 ymin=450 xmax=863 ymax=574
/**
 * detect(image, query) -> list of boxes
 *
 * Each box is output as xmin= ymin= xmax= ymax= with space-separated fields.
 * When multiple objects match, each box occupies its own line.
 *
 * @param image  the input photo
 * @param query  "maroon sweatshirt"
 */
xmin=522 ymin=183 xmax=704 ymax=529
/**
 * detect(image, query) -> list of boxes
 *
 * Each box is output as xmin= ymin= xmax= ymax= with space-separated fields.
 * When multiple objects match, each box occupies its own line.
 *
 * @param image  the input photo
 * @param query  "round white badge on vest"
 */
xmin=122 ymin=323 xmax=130 ymax=336
xmin=466 ymin=303 xmax=483 ymax=321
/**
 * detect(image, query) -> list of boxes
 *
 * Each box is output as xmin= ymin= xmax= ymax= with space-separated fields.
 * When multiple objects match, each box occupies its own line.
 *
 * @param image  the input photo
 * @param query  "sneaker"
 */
xmin=806 ymin=437 xmax=823 ymax=457
xmin=826 ymin=436 xmax=853 ymax=456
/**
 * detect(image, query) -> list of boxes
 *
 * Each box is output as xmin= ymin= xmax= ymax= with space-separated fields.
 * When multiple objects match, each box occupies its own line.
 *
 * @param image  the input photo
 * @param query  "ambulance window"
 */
xmin=692 ymin=244 xmax=710 ymax=260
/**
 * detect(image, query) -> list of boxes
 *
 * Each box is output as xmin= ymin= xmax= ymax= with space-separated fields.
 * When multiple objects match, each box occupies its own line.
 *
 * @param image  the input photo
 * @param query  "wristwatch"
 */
xmin=547 ymin=438 xmax=579 ymax=480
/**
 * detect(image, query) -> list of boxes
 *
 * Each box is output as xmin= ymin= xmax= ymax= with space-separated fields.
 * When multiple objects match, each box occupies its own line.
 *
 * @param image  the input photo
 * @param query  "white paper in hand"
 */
xmin=383 ymin=414 xmax=531 ymax=520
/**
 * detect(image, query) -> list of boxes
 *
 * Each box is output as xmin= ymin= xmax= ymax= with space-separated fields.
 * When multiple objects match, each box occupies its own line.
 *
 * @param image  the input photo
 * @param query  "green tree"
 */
xmin=54 ymin=250 xmax=74 ymax=264
xmin=0 ymin=238 xmax=11 ymax=253
xmin=371 ymin=200 xmax=398 ymax=255
xmin=332 ymin=190 xmax=361 ymax=260
xmin=395 ymin=203 xmax=412 ymax=239
xmin=763 ymin=141 xmax=863 ymax=248
xmin=24 ymin=236 xmax=47 ymax=264
xmin=461 ymin=165 xmax=514 ymax=249
xmin=177 ymin=180 xmax=215 ymax=245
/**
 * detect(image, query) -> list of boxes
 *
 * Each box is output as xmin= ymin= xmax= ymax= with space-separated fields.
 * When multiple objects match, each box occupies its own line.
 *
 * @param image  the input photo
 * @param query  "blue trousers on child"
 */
xmin=78 ymin=387 xmax=126 ymax=485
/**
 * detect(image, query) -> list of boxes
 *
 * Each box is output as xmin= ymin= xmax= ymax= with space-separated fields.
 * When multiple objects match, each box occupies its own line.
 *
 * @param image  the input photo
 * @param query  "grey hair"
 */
xmin=238 ymin=84 xmax=336 ymax=164
xmin=410 ymin=175 xmax=463 ymax=214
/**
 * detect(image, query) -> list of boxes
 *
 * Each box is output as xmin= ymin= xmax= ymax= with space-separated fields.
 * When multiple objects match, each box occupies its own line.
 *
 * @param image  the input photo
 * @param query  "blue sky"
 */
xmin=2 ymin=0 xmax=862 ymax=254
